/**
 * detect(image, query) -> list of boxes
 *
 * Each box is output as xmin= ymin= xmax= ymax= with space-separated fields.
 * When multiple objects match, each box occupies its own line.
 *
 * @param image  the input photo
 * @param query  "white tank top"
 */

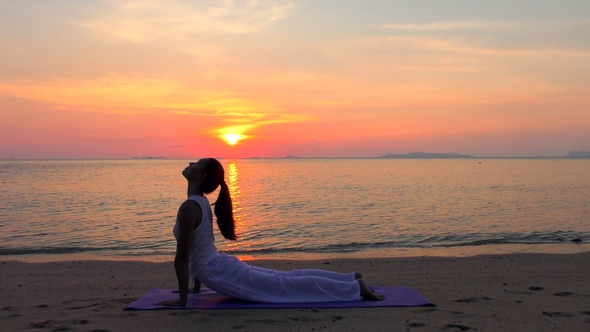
xmin=173 ymin=195 xmax=220 ymax=278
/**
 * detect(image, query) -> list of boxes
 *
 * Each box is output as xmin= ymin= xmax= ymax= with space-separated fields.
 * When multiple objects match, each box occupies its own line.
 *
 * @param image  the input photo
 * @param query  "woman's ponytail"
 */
xmin=201 ymin=158 xmax=237 ymax=241
xmin=213 ymin=180 xmax=237 ymax=240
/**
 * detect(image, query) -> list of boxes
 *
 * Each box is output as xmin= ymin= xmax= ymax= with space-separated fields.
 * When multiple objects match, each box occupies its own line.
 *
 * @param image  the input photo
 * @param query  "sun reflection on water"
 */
xmin=226 ymin=161 xmax=246 ymax=249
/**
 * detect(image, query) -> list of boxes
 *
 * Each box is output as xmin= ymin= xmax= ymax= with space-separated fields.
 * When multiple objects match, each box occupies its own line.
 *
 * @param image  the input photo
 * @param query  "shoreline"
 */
xmin=2 ymin=242 xmax=589 ymax=263
xmin=2 ymin=252 xmax=590 ymax=331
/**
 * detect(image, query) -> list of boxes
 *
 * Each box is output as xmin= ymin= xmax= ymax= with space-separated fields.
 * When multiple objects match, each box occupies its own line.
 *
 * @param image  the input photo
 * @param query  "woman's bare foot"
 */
xmin=358 ymin=279 xmax=385 ymax=300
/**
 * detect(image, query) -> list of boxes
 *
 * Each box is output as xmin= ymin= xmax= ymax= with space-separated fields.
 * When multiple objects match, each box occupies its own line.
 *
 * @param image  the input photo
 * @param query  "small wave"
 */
xmin=440 ymin=233 xmax=585 ymax=247
xmin=222 ymin=230 xmax=588 ymax=255
xmin=0 ymin=246 xmax=119 ymax=256
xmin=0 ymin=231 xmax=586 ymax=257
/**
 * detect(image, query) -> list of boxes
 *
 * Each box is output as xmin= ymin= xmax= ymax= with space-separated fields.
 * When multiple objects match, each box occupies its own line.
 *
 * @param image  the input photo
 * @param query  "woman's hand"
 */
xmin=192 ymin=279 xmax=202 ymax=293
xmin=156 ymin=299 xmax=186 ymax=307
xmin=171 ymin=287 xmax=200 ymax=294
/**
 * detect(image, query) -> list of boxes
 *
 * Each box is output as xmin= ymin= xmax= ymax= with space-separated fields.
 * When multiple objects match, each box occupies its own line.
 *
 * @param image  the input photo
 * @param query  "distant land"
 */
xmin=566 ymin=151 xmax=590 ymax=158
xmin=4 ymin=151 xmax=590 ymax=160
xmin=118 ymin=150 xmax=590 ymax=161
xmin=377 ymin=152 xmax=475 ymax=159
xmin=131 ymin=156 xmax=168 ymax=160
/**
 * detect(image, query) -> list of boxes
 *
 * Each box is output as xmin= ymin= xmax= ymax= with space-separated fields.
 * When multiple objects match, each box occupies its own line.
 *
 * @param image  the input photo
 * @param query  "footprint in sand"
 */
xmin=30 ymin=319 xmax=90 ymax=329
xmin=30 ymin=320 xmax=55 ymax=328
xmin=1 ymin=306 xmax=23 ymax=319
xmin=408 ymin=322 xmax=427 ymax=328
xmin=413 ymin=308 xmax=439 ymax=314
xmin=453 ymin=297 xmax=480 ymax=303
xmin=244 ymin=319 xmax=277 ymax=324
xmin=4 ymin=313 xmax=22 ymax=319
xmin=167 ymin=311 xmax=199 ymax=316
xmin=542 ymin=311 xmax=576 ymax=317
xmin=442 ymin=323 xmax=471 ymax=331
xmin=288 ymin=317 xmax=319 ymax=323
xmin=65 ymin=303 xmax=100 ymax=310
xmin=553 ymin=292 xmax=590 ymax=298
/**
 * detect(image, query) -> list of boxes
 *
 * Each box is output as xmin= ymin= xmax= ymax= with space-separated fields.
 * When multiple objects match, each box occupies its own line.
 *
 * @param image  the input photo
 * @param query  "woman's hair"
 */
xmin=201 ymin=158 xmax=237 ymax=241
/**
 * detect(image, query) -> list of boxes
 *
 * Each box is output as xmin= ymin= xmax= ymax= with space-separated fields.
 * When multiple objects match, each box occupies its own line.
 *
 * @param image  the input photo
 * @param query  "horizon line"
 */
xmin=2 ymin=156 xmax=590 ymax=161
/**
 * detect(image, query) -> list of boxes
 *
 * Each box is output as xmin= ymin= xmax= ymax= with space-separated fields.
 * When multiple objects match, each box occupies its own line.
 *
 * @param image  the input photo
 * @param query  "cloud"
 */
xmin=564 ymin=19 xmax=590 ymax=28
xmin=381 ymin=19 xmax=590 ymax=33
xmin=311 ymin=31 xmax=590 ymax=109
xmin=382 ymin=21 xmax=524 ymax=32
xmin=0 ymin=74 xmax=191 ymax=111
xmin=329 ymin=35 xmax=590 ymax=60
xmin=0 ymin=73 xmax=289 ymax=114
xmin=79 ymin=0 xmax=295 ymax=42
xmin=0 ymin=72 xmax=313 ymax=145
xmin=210 ymin=111 xmax=312 ymax=144
xmin=190 ymin=110 xmax=267 ymax=118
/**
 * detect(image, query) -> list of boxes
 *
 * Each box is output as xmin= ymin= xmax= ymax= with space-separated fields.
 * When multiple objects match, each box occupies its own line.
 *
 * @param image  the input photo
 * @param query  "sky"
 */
xmin=1 ymin=0 xmax=589 ymax=159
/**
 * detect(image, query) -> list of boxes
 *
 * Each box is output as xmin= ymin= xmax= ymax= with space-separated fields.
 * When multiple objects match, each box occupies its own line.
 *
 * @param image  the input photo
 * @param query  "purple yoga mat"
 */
xmin=124 ymin=286 xmax=434 ymax=310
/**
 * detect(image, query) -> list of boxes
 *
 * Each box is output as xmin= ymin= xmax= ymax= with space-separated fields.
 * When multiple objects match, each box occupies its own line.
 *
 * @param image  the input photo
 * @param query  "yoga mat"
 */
xmin=125 ymin=286 xmax=435 ymax=310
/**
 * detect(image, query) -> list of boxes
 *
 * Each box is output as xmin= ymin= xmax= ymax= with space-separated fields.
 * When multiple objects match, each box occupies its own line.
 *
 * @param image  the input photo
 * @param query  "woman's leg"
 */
xmin=199 ymin=255 xmax=362 ymax=303
xmin=248 ymin=265 xmax=357 ymax=282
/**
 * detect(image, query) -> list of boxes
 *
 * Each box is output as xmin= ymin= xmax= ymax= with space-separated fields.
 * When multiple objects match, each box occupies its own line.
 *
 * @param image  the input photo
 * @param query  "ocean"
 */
xmin=1 ymin=158 xmax=589 ymax=262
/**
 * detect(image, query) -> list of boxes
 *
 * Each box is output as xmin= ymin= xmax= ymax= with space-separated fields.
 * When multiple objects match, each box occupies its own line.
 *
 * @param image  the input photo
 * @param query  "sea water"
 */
xmin=0 ymin=158 xmax=589 ymax=262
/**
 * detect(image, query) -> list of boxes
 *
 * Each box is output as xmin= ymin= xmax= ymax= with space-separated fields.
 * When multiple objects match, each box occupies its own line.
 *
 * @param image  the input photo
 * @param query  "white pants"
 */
xmin=197 ymin=254 xmax=362 ymax=303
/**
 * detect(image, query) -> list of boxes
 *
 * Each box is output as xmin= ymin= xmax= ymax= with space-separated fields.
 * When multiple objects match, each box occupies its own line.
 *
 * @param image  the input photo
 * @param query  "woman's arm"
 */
xmin=158 ymin=200 xmax=202 ymax=306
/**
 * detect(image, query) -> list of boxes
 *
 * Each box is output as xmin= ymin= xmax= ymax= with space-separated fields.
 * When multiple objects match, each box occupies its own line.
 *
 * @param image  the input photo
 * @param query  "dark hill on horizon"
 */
xmin=377 ymin=152 xmax=475 ymax=159
xmin=566 ymin=151 xmax=590 ymax=158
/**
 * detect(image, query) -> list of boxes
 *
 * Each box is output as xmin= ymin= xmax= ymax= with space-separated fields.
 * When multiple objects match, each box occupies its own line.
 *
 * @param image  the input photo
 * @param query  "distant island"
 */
xmin=566 ymin=151 xmax=590 ymax=158
xmin=377 ymin=152 xmax=475 ymax=159
xmin=123 ymin=151 xmax=588 ymax=160
xmin=131 ymin=156 xmax=168 ymax=160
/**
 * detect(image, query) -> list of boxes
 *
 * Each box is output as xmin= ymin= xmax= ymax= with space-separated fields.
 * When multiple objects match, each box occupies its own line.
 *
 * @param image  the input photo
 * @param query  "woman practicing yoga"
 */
xmin=158 ymin=158 xmax=384 ymax=306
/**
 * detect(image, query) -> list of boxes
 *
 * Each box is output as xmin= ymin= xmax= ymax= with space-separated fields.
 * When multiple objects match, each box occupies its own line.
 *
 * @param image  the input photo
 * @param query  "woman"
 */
xmin=159 ymin=158 xmax=384 ymax=306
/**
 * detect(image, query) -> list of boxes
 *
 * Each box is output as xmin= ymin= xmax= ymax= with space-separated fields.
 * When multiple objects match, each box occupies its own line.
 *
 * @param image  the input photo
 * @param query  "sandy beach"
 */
xmin=1 ymin=252 xmax=589 ymax=331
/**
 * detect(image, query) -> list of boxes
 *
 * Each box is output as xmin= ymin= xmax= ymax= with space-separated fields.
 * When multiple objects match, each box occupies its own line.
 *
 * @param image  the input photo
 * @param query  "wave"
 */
xmin=0 ymin=246 xmax=120 ymax=256
xmin=0 ymin=230 xmax=586 ymax=257
xmin=223 ymin=230 xmax=588 ymax=255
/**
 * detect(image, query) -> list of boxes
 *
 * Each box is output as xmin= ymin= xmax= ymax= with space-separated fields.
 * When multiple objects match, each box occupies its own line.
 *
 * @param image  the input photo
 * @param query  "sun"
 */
xmin=215 ymin=125 xmax=252 ymax=146
xmin=223 ymin=133 xmax=243 ymax=146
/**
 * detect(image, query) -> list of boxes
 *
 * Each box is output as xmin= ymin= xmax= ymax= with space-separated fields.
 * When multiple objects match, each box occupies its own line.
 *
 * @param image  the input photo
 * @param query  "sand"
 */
xmin=1 ymin=252 xmax=589 ymax=331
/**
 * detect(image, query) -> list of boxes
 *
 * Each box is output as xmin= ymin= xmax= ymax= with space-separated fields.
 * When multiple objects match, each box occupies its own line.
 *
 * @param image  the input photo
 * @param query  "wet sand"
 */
xmin=1 ymin=252 xmax=589 ymax=331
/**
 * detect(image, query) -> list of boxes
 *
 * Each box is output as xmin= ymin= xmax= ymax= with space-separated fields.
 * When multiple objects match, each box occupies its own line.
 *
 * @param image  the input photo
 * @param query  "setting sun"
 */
xmin=215 ymin=125 xmax=252 ymax=147
xmin=223 ymin=133 xmax=243 ymax=146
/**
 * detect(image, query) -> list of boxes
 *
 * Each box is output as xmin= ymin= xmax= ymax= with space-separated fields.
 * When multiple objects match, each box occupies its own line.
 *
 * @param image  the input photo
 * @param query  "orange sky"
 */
xmin=1 ymin=1 xmax=589 ymax=159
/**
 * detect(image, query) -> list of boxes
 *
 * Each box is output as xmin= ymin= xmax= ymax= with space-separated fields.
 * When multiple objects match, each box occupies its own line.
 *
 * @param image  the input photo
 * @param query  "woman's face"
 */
xmin=182 ymin=158 xmax=208 ymax=180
